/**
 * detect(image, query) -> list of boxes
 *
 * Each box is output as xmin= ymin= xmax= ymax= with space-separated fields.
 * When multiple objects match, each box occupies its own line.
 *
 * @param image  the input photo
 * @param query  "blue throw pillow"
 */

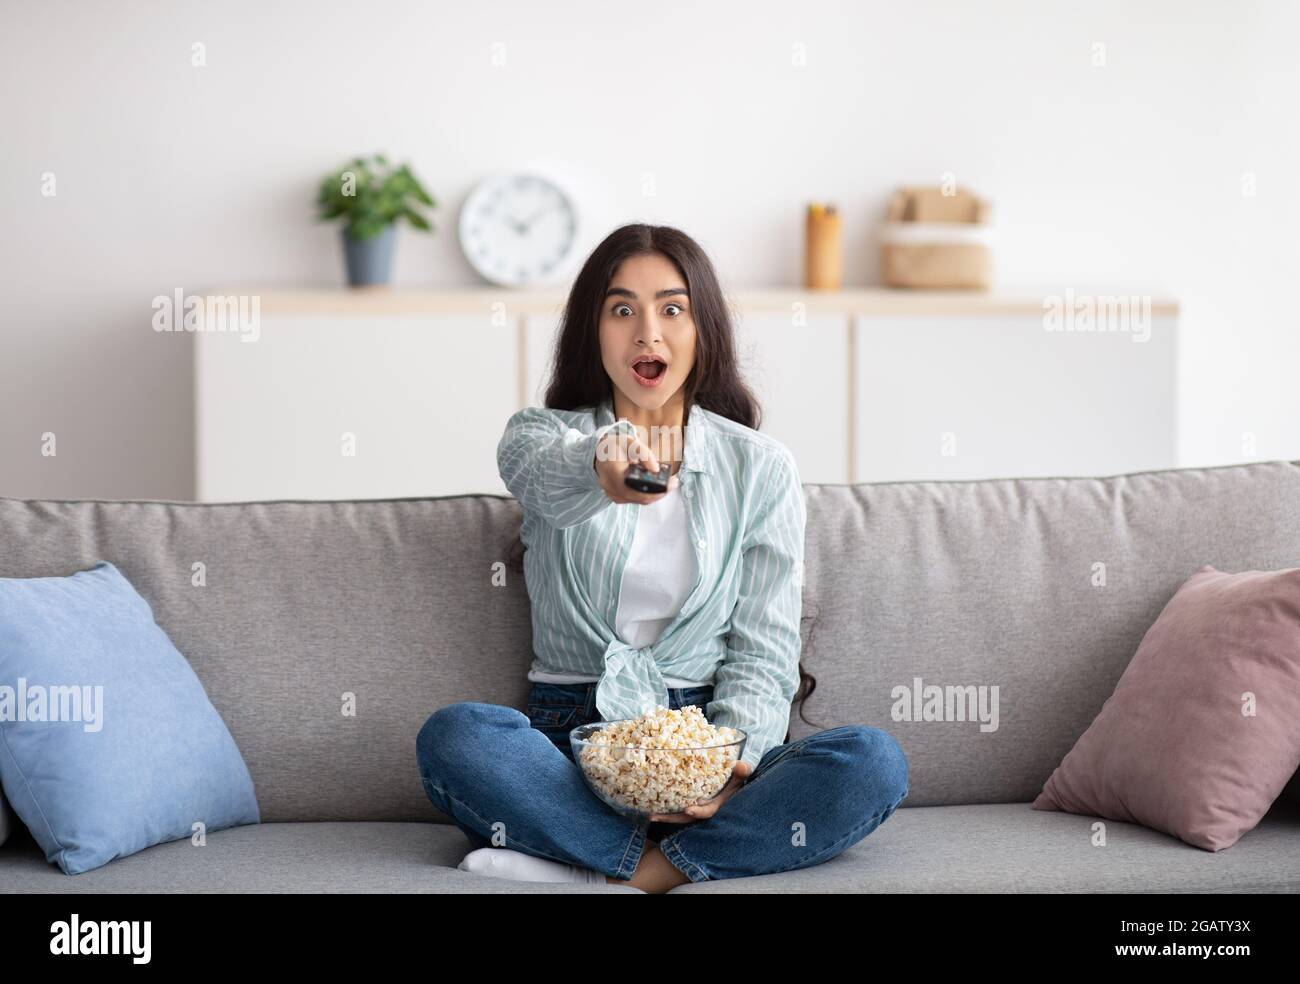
xmin=0 ymin=560 xmax=259 ymax=874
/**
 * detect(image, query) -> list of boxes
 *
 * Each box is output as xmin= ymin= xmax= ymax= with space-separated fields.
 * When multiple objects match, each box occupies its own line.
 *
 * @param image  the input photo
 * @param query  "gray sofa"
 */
xmin=3 ymin=458 xmax=1299 ymax=893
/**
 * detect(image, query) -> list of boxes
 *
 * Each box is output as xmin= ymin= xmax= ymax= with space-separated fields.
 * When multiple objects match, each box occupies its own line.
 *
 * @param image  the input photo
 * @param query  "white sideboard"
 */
xmin=194 ymin=287 xmax=1177 ymax=500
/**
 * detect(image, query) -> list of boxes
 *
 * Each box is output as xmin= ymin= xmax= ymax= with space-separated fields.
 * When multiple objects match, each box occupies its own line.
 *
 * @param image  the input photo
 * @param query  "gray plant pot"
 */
xmin=342 ymin=224 xmax=397 ymax=286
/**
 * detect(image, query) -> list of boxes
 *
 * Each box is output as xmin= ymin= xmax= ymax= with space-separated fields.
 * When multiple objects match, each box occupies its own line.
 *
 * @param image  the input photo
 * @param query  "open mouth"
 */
xmin=632 ymin=357 xmax=667 ymax=380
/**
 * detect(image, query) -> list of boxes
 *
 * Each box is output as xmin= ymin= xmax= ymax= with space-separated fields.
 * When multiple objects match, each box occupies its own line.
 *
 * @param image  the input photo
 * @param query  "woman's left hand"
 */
xmin=648 ymin=761 xmax=753 ymax=823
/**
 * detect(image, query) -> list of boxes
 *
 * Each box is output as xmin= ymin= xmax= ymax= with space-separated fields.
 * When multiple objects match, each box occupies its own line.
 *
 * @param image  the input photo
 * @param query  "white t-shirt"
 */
xmin=528 ymin=481 xmax=714 ymax=688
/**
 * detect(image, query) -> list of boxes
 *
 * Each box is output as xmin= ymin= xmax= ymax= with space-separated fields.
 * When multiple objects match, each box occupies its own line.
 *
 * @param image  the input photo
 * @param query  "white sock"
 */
xmin=457 ymin=847 xmax=608 ymax=884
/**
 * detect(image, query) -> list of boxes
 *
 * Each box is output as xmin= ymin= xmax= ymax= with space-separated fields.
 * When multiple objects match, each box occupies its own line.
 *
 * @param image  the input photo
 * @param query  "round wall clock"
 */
xmin=458 ymin=173 xmax=579 ymax=286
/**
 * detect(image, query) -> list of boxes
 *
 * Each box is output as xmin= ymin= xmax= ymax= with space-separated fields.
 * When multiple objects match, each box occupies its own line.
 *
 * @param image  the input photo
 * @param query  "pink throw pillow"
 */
xmin=1033 ymin=564 xmax=1300 ymax=851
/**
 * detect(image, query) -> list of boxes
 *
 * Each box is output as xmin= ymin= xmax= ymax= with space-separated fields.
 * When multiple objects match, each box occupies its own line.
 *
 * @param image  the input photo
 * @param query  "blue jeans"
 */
xmin=415 ymin=681 xmax=909 ymax=883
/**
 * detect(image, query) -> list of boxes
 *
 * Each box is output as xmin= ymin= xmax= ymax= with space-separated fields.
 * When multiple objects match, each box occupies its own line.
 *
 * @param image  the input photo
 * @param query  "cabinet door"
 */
xmin=196 ymin=315 xmax=516 ymax=500
xmin=734 ymin=312 xmax=850 ymax=484
xmin=854 ymin=314 xmax=1177 ymax=482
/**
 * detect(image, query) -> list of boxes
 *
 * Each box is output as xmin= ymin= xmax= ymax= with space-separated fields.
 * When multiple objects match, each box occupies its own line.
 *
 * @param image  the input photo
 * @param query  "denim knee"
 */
xmin=813 ymin=725 xmax=909 ymax=811
xmin=416 ymin=701 xmax=517 ymax=781
xmin=855 ymin=726 xmax=909 ymax=805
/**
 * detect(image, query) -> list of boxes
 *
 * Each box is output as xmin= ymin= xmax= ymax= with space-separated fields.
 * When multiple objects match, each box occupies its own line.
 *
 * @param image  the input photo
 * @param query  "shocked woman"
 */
xmin=416 ymin=223 xmax=908 ymax=893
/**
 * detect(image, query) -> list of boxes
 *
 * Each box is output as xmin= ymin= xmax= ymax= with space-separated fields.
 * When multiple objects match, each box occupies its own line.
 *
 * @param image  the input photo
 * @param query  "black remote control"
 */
xmin=624 ymin=461 xmax=672 ymax=494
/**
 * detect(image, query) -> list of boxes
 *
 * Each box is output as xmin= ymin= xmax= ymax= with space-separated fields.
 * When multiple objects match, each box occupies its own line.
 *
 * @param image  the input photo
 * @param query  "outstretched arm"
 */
xmin=496 ymin=406 xmax=638 ymax=529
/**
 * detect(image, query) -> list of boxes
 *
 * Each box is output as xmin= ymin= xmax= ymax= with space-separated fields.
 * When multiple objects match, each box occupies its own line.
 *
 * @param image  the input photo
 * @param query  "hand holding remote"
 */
xmin=593 ymin=426 xmax=679 ymax=505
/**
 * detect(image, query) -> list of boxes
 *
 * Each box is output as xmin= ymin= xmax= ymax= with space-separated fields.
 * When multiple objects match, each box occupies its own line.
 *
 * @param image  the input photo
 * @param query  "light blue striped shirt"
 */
xmin=496 ymin=395 xmax=807 ymax=768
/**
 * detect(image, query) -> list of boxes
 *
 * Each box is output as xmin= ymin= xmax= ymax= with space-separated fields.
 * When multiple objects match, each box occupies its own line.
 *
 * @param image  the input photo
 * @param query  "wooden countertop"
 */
xmin=197 ymin=286 xmax=1179 ymax=318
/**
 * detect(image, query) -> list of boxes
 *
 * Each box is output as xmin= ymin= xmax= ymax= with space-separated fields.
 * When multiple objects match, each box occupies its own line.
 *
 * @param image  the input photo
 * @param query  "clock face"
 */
xmin=458 ymin=173 xmax=579 ymax=286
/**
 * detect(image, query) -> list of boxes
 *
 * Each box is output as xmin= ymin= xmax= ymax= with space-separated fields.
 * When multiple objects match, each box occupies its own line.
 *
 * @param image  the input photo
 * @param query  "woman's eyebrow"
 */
xmin=604 ymin=287 xmax=690 ymax=300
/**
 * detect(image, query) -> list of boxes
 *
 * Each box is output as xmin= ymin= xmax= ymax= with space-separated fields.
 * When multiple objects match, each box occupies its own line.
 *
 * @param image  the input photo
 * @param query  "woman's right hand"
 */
xmin=593 ymin=426 xmax=679 ymax=505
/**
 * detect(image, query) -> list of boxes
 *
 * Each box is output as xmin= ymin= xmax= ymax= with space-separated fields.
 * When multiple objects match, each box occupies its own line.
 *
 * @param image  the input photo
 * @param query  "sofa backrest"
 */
xmin=2 ymin=458 xmax=1298 ymax=823
xmin=0 ymin=495 xmax=531 ymax=825
xmin=798 ymin=459 xmax=1300 ymax=809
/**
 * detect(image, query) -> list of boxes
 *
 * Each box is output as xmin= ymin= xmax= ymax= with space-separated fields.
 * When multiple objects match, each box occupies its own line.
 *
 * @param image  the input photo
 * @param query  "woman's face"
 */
xmin=599 ymin=252 xmax=697 ymax=416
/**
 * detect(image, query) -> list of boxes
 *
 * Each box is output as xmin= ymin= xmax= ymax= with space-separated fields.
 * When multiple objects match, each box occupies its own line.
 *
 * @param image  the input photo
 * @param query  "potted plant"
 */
xmin=316 ymin=154 xmax=437 ymax=286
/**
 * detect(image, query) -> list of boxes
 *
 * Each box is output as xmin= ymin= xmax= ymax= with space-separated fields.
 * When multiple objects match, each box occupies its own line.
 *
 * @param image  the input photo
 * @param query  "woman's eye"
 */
xmin=610 ymin=302 xmax=684 ymax=316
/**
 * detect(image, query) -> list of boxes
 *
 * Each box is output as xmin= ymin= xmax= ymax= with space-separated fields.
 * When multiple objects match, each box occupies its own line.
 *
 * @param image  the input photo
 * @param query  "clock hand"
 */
xmin=519 ymin=204 xmax=556 ymax=233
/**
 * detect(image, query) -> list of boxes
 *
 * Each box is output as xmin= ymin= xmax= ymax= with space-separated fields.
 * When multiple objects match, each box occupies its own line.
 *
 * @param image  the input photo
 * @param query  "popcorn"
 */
xmin=576 ymin=705 xmax=744 ymax=815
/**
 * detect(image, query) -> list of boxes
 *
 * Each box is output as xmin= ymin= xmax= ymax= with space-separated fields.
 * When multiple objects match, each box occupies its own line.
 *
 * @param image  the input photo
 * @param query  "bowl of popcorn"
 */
xmin=572 ymin=705 xmax=747 ymax=819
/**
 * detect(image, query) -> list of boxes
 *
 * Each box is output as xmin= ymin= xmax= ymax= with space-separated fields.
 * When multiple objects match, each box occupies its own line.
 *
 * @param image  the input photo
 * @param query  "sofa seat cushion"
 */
xmin=667 ymin=801 xmax=1300 ymax=893
xmin=0 ymin=821 xmax=640 ymax=893
xmin=3 ymin=803 xmax=1297 ymax=894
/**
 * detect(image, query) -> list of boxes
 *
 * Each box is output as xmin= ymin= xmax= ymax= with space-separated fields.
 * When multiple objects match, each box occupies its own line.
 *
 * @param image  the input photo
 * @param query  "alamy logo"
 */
xmin=0 ymin=678 xmax=103 ymax=732
xmin=890 ymin=676 xmax=1000 ymax=732
xmin=1042 ymin=289 xmax=1151 ymax=342
xmin=50 ymin=914 xmax=151 ymax=964
xmin=152 ymin=288 xmax=261 ymax=342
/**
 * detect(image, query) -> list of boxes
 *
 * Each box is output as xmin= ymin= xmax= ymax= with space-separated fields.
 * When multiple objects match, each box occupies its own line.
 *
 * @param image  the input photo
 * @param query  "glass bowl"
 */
xmin=571 ymin=718 xmax=747 ymax=819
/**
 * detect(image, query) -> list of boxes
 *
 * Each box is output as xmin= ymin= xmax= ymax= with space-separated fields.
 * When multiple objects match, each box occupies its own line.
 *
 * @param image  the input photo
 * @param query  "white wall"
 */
xmin=2 ymin=0 xmax=1297 ymax=499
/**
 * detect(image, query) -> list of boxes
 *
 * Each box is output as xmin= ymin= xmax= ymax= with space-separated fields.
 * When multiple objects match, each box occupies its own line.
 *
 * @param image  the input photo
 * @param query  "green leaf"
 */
xmin=410 ymin=180 xmax=435 ymax=207
xmin=318 ymin=155 xmax=437 ymax=232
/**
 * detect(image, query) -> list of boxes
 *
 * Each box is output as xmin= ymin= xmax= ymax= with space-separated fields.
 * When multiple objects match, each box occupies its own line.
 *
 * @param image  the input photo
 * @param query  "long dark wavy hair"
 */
xmin=505 ymin=222 xmax=819 ymax=731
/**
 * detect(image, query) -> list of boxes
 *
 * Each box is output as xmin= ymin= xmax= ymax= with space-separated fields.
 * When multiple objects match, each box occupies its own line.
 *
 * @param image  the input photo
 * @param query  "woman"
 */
xmin=416 ymin=223 xmax=908 ymax=893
